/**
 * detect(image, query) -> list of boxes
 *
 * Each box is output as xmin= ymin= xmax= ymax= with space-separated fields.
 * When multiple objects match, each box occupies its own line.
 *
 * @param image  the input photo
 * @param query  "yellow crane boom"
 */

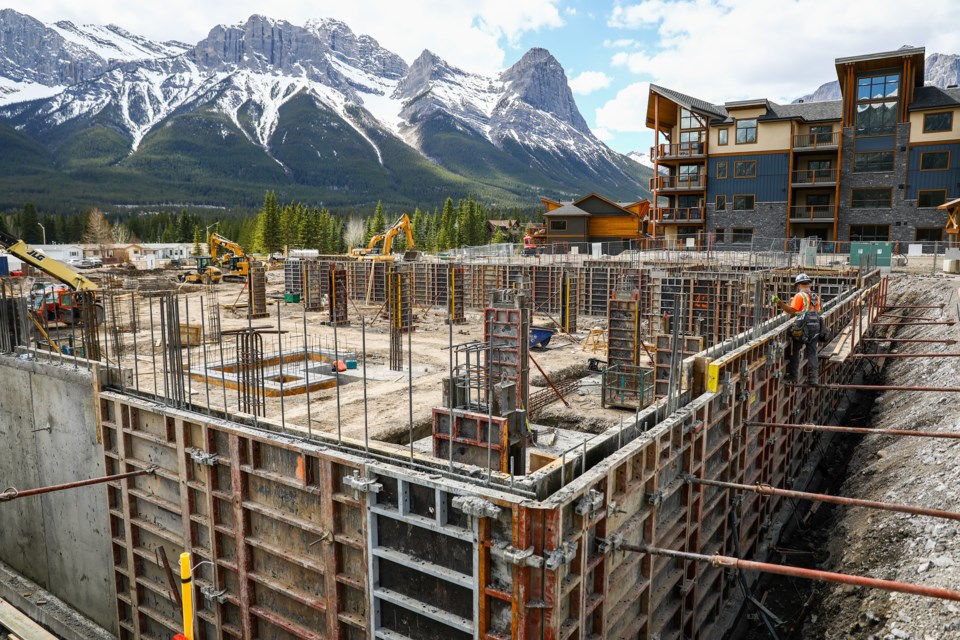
xmin=0 ymin=231 xmax=98 ymax=291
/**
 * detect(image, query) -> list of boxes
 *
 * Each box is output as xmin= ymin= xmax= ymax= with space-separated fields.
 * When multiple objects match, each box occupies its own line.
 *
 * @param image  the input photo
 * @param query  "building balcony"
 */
xmin=792 ymin=131 xmax=840 ymax=152
xmin=789 ymin=205 xmax=834 ymax=222
xmin=656 ymin=207 xmax=705 ymax=224
xmin=791 ymin=169 xmax=837 ymax=187
xmin=650 ymin=142 xmax=706 ymax=161
xmin=650 ymin=175 xmax=706 ymax=192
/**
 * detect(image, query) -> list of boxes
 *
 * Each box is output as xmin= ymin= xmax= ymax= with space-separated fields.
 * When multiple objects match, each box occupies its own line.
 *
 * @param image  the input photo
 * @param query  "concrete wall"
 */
xmin=0 ymin=354 xmax=115 ymax=634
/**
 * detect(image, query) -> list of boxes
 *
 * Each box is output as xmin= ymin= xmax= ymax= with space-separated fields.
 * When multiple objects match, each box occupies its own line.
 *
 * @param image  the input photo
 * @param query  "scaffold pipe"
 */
xmin=621 ymin=545 xmax=960 ymax=602
xmin=812 ymin=383 xmax=960 ymax=392
xmin=746 ymin=421 xmax=960 ymax=440
xmin=685 ymin=477 xmax=960 ymax=522
xmin=0 ymin=467 xmax=155 ymax=502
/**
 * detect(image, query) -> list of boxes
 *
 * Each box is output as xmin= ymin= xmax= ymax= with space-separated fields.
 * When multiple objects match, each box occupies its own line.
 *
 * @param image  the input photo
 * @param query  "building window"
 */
xmin=923 ymin=112 xmax=953 ymax=133
xmin=549 ymin=220 xmax=567 ymax=231
xmin=916 ymin=227 xmax=944 ymax=242
xmin=920 ymin=151 xmax=949 ymax=171
xmin=716 ymin=161 xmax=728 ymax=179
xmin=849 ymin=225 xmax=890 ymax=241
xmin=858 ymin=74 xmax=899 ymax=100
xmin=807 ymin=160 xmax=832 ymax=178
xmin=716 ymin=195 xmax=727 ymax=210
xmin=734 ymin=160 xmax=757 ymax=178
xmin=680 ymin=108 xmax=705 ymax=130
xmin=806 ymin=194 xmax=830 ymax=207
xmin=918 ymin=190 xmax=947 ymax=208
xmin=714 ymin=228 xmax=726 ymax=242
xmin=731 ymin=228 xmax=753 ymax=243
xmin=735 ymin=119 xmax=757 ymax=144
xmin=810 ymin=124 xmax=833 ymax=144
xmin=733 ymin=195 xmax=755 ymax=210
xmin=854 ymin=74 xmax=899 ymax=137
xmin=718 ymin=129 xmax=728 ymax=145
xmin=856 ymin=102 xmax=898 ymax=136
xmin=854 ymin=151 xmax=894 ymax=173
xmin=851 ymin=188 xmax=892 ymax=209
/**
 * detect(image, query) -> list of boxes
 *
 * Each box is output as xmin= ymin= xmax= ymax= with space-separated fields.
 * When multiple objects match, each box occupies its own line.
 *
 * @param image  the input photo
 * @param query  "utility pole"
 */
xmin=37 ymin=222 xmax=45 ymax=245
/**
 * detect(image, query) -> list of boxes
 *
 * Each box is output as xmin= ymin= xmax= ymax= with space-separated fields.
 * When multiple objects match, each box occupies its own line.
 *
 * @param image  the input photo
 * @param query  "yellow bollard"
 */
xmin=179 ymin=552 xmax=194 ymax=640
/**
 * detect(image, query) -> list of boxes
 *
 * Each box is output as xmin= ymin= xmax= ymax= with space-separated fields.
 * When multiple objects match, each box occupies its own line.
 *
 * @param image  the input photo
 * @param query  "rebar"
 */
xmin=687 ymin=476 xmax=960 ymax=522
xmin=623 ymin=545 xmax=960 ymax=602
xmin=747 ymin=421 xmax=960 ymax=440
xmin=0 ymin=467 xmax=155 ymax=502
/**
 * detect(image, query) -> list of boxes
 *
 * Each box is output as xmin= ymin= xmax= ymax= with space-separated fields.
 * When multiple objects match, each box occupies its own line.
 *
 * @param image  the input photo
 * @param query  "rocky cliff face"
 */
xmin=497 ymin=47 xmax=590 ymax=135
xmin=0 ymin=9 xmax=106 ymax=85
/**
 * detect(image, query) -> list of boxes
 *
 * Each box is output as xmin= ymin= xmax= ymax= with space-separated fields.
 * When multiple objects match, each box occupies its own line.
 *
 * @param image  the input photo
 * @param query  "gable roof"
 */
xmin=910 ymin=86 xmax=960 ymax=111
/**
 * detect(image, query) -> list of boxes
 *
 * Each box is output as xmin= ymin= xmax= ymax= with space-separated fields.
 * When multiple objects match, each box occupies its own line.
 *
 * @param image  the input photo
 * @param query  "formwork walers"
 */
xmin=94 ymin=268 xmax=887 ymax=640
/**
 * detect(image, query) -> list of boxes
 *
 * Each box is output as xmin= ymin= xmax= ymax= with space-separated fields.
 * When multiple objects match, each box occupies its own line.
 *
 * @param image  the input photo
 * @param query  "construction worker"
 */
xmin=772 ymin=273 xmax=824 ymax=385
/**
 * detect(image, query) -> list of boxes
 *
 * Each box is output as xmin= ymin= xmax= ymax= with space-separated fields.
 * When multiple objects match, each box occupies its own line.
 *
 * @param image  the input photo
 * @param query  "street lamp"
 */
xmin=204 ymin=221 xmax=219 ymax=255
xmin=37 ymin=222 xmax=45 ymax=245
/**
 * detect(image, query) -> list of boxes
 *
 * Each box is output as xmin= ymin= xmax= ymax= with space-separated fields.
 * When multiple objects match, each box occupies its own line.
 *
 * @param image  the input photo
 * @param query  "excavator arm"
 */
xmin=209 ymin=233 xmax=246 ymax=261
xmin=0 ymin=231 xmax=98 ymax=291
xmin=381 ymin=214 xmax=415 ymax=255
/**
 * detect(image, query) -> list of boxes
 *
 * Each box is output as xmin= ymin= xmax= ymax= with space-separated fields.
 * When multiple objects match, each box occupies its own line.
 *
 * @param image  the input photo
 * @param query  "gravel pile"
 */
xmin=806 ymin=274 xmax=960 ymax=639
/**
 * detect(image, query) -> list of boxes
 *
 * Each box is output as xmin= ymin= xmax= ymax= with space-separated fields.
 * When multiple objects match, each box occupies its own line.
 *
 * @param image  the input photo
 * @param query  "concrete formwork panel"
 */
xmin=98 ymin=273 xmax=885 ymax=640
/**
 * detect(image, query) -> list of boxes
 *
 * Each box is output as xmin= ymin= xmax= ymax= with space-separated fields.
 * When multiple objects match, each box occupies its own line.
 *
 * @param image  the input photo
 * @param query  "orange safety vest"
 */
xmin=791 ymin=290 xmax=821 ymax=313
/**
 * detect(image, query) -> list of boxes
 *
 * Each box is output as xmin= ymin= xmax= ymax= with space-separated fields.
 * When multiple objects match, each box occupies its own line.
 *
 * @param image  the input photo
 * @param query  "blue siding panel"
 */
xmin=855 ymin=136 xmax=896 ymax=152
xmin=906 ymin=143 xmax=960 ymax=200
xmin=707 ymin=154 xmax=789 ymax=203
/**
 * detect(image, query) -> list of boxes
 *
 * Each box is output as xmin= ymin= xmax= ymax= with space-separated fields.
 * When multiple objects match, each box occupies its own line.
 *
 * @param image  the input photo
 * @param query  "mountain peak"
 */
xmin=499 ymin=47 xmax=589 ymax=134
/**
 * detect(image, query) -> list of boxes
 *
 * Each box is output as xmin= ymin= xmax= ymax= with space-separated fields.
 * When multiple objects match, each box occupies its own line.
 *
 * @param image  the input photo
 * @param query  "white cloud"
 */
xmin=592 ymin=126 xmax=615 ymax=141
xmin=596 ymin=81 xmax=650 ymax=133
xmin=4 ymin=0 xmax=566 ymax=73
xmin=569 ymin=70 xmax=613 ymax=94
xmin=603 ymin=38 xmax=641 ymax=49
xmin=606 ymin=0 xmax=960 ymax=104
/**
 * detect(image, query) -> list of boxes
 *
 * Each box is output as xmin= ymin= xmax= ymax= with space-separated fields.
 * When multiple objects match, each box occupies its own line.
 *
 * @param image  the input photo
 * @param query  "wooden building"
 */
xmin=540 ymin=194 xmax=650 ymax=252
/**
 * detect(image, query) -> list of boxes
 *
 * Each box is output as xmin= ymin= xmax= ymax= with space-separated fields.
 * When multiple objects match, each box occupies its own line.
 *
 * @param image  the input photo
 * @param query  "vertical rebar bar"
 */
xmin=199 ymin=297 xmax=211 ymax=415
xmin=334 ymin=317 xmax=342 ymax=445
xmin=302 ymin=307 xmax=313 ymax=439
xmin=185 ymin=296 xmax=193 ymax=408
xmin=407 ymin=299 xmax=414 ymax=461
xmin=149 ymin=297 xmax=158 ymax=398
xmin=362 ymin=316 xmax=369 ymax=456
xmin=277 ymin=302 xmax=286 ymax=431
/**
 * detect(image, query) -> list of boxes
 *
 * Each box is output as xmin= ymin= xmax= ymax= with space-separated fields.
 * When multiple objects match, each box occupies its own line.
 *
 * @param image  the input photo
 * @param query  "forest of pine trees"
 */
xmin=0 ymin=192 xmax=529 ymax=255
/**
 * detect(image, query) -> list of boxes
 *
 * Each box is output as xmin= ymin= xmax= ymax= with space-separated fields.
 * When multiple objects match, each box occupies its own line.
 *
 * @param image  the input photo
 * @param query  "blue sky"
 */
xmin=11 ymin=0 xmax=960 ymax=156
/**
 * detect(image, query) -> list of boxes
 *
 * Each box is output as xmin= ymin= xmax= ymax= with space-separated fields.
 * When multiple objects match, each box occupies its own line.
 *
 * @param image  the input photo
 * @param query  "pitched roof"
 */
xmin=909 ymin=86 xmax=960 ymax=111
xmin=650 ymin=84 xmax=727 ymax=118
xmin=543 ymin=203 xmax=590 ymax=217
xmin=710 ymin=100 xmax=842 ymax=124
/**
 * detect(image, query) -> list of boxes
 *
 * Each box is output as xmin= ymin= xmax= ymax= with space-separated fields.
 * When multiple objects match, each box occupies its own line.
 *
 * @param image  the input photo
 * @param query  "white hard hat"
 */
xmin=795 ymin=273 xmax=813 ymax=284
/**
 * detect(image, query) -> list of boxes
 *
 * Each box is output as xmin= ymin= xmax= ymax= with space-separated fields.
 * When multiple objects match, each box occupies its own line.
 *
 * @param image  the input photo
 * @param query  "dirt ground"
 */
xmin=98 ymin=267 xmax=634 ymax=447
xmin=801 ymin=274 xmax=960 ymax=639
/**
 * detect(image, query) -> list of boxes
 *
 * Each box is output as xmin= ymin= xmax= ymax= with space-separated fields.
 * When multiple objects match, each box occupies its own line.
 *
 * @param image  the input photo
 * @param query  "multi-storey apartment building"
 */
xmin=645 ymin=47 xmax=960 ymax=246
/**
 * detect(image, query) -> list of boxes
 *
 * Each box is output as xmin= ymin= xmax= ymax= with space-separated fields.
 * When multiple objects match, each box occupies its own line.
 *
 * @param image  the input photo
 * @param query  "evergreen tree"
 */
xmin=491 ymin=227 xmax=508 ymax=244
xmin=317 ymin=209 xmax=332 ymax=253
xmin=411 ymin=208 xmax=426 ymax=249
xmin=255 ymin=191 xmax=283 ymax=254
xmin=192 ymin=225 xmax=203 ymax=256
xmin=20 ymin=203 xmax=41 ymax=243
xmin=438 ymin=198 xmax=456 ymax=250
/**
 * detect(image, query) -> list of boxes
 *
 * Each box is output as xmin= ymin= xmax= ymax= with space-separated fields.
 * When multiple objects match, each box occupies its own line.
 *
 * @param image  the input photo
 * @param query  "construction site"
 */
xmin=1 ymin=233 xmax=959 ymax=640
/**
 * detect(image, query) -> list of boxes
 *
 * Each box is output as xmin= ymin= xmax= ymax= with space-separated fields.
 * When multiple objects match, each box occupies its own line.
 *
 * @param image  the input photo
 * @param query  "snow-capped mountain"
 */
xmin=0 ymin=11 xmax=649 ymax=209
xmin=794 ymin=51 xmax=960 ymax=103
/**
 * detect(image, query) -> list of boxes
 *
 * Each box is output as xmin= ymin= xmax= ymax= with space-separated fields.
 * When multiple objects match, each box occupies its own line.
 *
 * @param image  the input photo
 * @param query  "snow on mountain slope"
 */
xmin=49 ymin=21 xmax=189 ymax=61
xmin=0 ymin=11 xmax=646 ymax=198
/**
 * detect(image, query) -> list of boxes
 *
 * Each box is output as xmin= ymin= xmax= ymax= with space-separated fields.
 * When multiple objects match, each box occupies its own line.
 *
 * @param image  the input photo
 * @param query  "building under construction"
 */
xmin=0 ymin=247 xmax=957 ymax=640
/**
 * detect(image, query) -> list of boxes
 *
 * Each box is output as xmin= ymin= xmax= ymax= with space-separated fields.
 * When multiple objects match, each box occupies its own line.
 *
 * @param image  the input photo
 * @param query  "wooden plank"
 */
xmin=0 ymin=599 xmax=59 ymax=640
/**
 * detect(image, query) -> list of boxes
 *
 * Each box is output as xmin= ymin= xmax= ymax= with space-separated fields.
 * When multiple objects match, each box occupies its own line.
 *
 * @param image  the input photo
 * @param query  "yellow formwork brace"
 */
xmin=180 ymin=552 xmax=194 ymax=640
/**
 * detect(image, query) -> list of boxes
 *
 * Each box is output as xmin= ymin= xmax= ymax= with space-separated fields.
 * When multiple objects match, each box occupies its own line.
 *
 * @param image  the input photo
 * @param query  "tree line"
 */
xmin=1 ymin=193 xmax=535 ymax=255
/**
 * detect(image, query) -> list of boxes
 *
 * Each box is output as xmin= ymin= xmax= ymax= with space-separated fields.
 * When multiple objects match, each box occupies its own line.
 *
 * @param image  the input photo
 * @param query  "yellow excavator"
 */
xmin=350 ymin=214 xmax=418 ymax=262
xmin=0 ymin=230 xmax=103 ymax=326
xmin=209 ymin=232 xmax=251 ymax=281
xmin=179 ymin=256 xmax=223 ymax=285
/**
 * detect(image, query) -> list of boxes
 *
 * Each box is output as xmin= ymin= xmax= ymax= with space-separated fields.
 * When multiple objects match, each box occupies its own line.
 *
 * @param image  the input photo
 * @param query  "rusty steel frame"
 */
xmin=100 ymin=272 xmax=887 ymax=640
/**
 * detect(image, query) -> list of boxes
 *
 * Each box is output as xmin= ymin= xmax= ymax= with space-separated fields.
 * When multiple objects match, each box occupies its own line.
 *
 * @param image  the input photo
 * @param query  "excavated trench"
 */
xmin=726 ymin=371 xmax=884 ymax=639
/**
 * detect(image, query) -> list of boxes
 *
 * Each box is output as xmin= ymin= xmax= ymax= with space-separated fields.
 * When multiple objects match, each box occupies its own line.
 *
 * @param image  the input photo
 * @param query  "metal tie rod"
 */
xmin=0 ymin=467 xmax=156 ymax=502
xmin=851 ymin=353 xmax=960 ymax=359
xmin=812 ymin=383 xmax=960 ymax=392
xmin=621 ymin=544 xmax=960 ymax=602
xmin=885 ymin=304 xmax=944 ymax=309
xmin=861 ymin=338 xmax=956 ymax=345
xmin=684 ymin=476 xmax=960 ymax=522
xmin=746 ymin=421 xmax=960 ymax=441
xmin=871 ymin=321 xmax=955 ymax=327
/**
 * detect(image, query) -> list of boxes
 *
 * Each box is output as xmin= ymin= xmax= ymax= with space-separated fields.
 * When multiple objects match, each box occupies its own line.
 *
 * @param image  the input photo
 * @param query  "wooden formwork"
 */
xmin=99 ymin=273 xmax=885 ymax=640
xmin=100 ymin=394 xmax=370 ymax=640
